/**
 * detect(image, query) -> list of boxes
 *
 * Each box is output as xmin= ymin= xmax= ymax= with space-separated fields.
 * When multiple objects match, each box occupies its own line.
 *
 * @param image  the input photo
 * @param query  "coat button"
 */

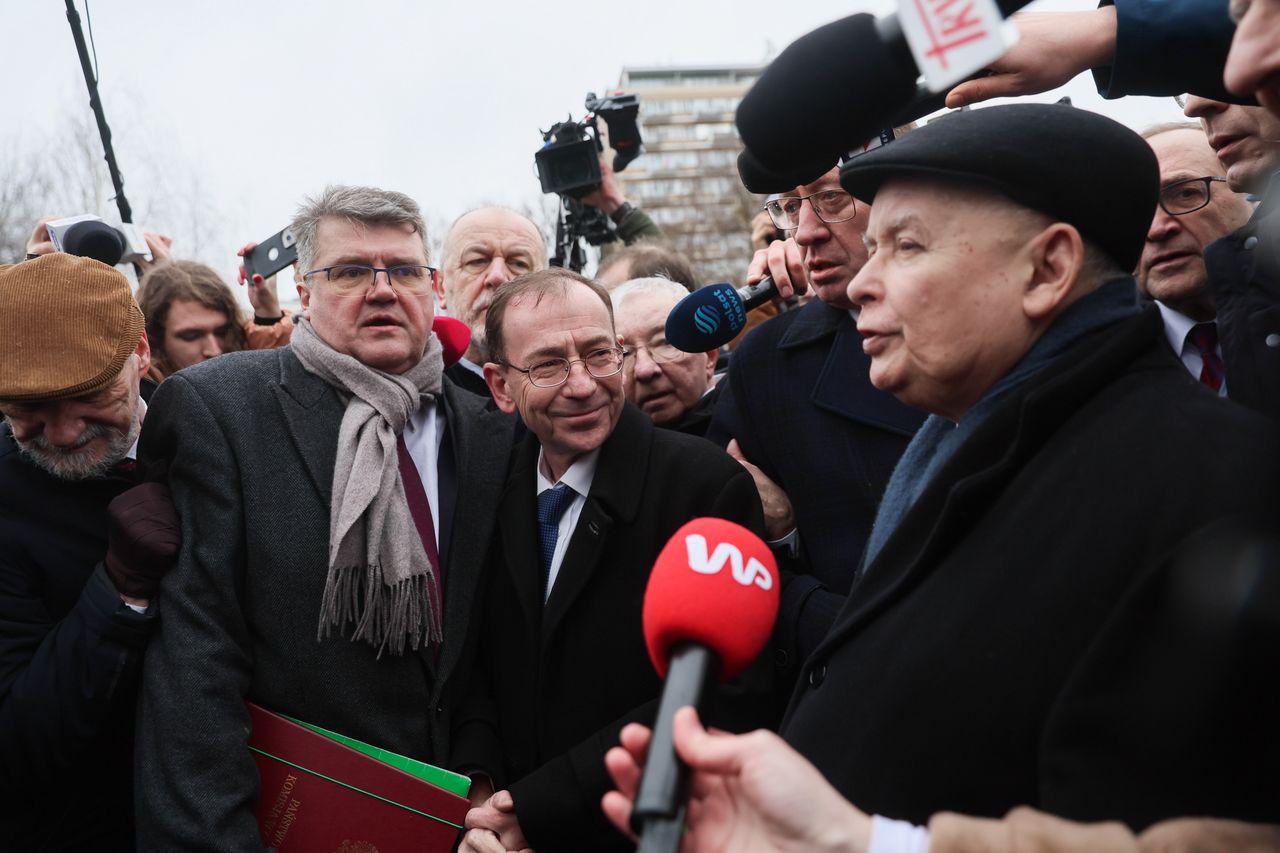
xmin=808 ymin=663 xmax=827 ymax=688
xmin=1267 ymin=334 xmax=1280 ymax=349
xmin=1244 ymin=236 xmax=1259 ymax=250
xmin=774 ymin=648 xmax=789 ymax=668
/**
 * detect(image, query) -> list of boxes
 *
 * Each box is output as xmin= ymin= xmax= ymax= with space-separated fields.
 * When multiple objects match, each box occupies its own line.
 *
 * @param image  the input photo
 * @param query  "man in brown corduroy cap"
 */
xmin=0 ymin=252 xmax=179 ymax=849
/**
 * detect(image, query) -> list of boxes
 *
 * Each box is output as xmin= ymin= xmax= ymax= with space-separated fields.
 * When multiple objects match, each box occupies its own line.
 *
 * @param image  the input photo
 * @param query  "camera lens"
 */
xmin=62 ymin=221 xmax=126 ymax=266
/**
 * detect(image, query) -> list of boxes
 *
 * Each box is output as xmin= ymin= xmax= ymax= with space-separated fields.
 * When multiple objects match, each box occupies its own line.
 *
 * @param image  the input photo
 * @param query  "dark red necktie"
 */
xmin=1188 ymin=323 xmax=1226 ymax=393
xmin=396 ymin=434 xmax=444 ymax=634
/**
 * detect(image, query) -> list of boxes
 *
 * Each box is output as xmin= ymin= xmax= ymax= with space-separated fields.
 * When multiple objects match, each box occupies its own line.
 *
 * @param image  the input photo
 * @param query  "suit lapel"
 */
xmin=433 ymin=385 xmax=517 ymax=682
xmin=500 ymin=437 xmax=546 ymax=633
xmin=540 ymin=404 xmax=649 ymax=642
xmin=271 ymin=348 xmax=342 ymax=506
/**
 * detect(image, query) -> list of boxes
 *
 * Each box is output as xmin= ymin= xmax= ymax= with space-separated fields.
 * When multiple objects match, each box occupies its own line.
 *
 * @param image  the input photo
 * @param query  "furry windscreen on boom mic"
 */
xmin=736 ymin=0 xmax=1036 ymax=178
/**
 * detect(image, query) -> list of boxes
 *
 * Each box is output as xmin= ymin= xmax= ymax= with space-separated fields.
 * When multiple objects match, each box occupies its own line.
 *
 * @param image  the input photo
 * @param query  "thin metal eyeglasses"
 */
xmin=1158 ymin=176 xmax=1229 ymax=216
xmin=502 ymin=346 xmax=632 ymax=388
xmin=627 ymin=340 xmax=685 ymax=364
xmin=764 ymin=190 xmax=857 ymax=230
xmin=301 ymin=264 xmax=437 ymax=293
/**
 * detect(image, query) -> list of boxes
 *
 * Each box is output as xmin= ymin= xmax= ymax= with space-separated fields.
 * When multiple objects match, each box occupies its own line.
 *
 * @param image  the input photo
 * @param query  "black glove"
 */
xmin=104 ymin=482 xmax=181 ymax=599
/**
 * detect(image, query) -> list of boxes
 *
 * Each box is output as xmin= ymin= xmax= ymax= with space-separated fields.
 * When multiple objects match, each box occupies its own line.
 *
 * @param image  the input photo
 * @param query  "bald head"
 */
xmin=433 ymin=207 xmax=547 ymax=363
xmin=1138 ymin=126 xmax=1253 ymax=321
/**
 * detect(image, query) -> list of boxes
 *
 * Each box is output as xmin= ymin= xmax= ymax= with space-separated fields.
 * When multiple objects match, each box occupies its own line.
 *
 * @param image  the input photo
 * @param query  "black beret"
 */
xmin=838 ymin=104 xmax=1158 ymax=271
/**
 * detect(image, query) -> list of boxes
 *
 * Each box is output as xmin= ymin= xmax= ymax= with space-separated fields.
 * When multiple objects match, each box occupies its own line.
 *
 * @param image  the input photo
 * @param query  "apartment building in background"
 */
xmin=607 ymin=64 xmax=764 ymax=286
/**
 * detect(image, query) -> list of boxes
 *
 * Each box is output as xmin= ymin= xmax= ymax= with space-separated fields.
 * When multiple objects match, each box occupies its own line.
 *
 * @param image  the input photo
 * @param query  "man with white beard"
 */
xmin=0 ymin=252 xmax=178 ymax=848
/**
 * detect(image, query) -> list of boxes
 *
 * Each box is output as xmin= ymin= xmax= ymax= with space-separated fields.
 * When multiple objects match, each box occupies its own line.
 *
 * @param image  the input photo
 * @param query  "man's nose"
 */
xmin=633 ymin=347 xmax=661 ymax=379
xmin=561 ymin=360 xmax=598 ymax=395
xmin=483 ymin=259 xmax=513 ymax=287
xmin=792 ymin=200 xmax=829 ymax=247
xmin=1147 ymin=207 xmax=1182 ymax=242
xmin=43 ymin=412 xmax=88 ymax=448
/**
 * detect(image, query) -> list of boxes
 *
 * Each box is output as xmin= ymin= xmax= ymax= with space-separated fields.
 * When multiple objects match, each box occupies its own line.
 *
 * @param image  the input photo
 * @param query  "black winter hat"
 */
xmin=838 ymin=104 xmax=1158 ymax=271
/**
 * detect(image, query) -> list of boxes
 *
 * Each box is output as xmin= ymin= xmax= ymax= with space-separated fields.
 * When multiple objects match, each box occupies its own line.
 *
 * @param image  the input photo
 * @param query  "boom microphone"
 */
xmin=664 ymin=279 xmax=776 ymax=353
xmin=629 ymin=518 xmax=779 ymax=853
xmin=736 ymin=0 xmax=1035 ymax=176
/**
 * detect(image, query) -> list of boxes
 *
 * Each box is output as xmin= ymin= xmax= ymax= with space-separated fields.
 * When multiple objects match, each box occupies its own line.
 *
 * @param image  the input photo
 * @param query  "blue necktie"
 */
xmin=537 ymin=483 xmax=576 ymax=601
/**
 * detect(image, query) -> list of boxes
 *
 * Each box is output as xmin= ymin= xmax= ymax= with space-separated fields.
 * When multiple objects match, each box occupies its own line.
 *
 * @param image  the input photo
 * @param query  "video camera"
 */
xmin=45 ymin=214 xmax=152 ymax=267
xmin=535 ymin=91 xmax=643 ymax=270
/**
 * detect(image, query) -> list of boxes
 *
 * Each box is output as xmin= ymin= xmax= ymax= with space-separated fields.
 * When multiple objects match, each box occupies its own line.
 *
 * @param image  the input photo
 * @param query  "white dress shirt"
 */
xmin=400 ymin=397 xmax=445 ymax=548
xmin=1156 ymin=302 xmax=1227 ymax=397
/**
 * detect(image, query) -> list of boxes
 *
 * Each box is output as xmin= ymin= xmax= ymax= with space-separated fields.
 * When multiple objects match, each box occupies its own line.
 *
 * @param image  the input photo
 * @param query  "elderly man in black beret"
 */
xmin=603 ymin=103 xmax=1280 ymax=851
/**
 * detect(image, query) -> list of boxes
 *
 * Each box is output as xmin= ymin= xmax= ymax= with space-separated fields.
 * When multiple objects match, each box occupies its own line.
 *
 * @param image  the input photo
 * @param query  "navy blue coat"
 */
xmin=0 ymin=426 xmax=155 ymax=851
xmin=707 ymin=300 xmax=924 ymax=689
xmin=1093 ymin=0 xmax=1239 ymax=102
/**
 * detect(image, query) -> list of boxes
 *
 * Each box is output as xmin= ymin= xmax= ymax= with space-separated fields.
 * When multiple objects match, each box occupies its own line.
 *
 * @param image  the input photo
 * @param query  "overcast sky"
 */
xmin=3 ymin=0 xmax=1185 ymax=301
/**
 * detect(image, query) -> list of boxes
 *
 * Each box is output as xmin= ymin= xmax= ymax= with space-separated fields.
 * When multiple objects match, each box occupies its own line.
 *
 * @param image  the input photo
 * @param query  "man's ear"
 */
xmin=1023 ymin=223 xmax=1084 ymax=322
xmin=432 ymin=268 xmax=448 ymax=309
xmin=484 ymin=362 xmax=518 ymax=414
xmin=704 ymin=348 xmax=719 ymax=384
xmin=135 ymin=330 xmax=152 ymax=376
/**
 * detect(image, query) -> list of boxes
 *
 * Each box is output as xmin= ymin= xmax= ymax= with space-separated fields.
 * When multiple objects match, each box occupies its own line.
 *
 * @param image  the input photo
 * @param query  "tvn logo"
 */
xmin=685 ymin=534 xmax=773 ymax=590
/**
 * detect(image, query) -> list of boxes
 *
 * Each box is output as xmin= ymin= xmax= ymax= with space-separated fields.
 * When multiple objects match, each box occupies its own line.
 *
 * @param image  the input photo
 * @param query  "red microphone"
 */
xmin=431 ymin=316 xmax=471 ymax=368
xmin=630 ymin=518 xmax=780 ymax=852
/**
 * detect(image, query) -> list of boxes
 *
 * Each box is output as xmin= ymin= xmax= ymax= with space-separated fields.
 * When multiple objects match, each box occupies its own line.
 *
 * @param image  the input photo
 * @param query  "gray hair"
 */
xmin=609 ymin=277 xmax=691 ymax=312
xmin=290 ymin=185 xmax=429 ymax=273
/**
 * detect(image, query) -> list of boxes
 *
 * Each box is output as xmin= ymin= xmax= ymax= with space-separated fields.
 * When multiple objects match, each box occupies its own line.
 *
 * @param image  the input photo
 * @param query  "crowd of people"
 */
xmin=1 ymin=1 xmax=1279 ymax=851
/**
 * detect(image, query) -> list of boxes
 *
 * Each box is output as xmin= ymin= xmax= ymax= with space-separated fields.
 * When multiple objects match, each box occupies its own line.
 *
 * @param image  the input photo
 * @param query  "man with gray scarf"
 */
xmin=134 ymin=186 xmax=514 ymax=850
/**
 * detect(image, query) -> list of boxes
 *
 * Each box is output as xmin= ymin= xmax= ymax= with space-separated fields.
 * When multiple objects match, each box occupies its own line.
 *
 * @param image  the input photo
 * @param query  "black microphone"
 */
xmin=735 ymin=2 xmax=1036 ymax=175
xmin=664 ymin=280 xmax=777 ymax=353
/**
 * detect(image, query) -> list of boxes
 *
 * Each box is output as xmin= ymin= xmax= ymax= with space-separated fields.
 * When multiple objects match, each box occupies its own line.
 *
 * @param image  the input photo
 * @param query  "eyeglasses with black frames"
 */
xmin=301 ymin=264 xmax=436 ymax=293
xmin=763 ymin=190 xmax=858 ymax=230
xmin=503 ymin=346 xmax=631 ymax=388
xmin=1158 ymin=176 xmax=1229 ymax=216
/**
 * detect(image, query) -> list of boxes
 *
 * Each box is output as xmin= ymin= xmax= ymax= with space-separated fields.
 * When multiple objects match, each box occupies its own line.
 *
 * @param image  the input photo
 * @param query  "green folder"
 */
xmin=278 ymin=713 xmax=471 ymax=799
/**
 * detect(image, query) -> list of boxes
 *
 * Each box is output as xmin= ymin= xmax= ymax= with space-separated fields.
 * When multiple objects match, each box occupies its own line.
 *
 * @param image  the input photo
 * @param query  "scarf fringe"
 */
xmin=316 ymin=563 xmax=444 ymax=657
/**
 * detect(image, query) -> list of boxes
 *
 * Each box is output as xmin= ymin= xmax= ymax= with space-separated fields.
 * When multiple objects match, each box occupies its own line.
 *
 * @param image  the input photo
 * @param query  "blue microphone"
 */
xmin=664 ymin=277 xmax=777 ymax=353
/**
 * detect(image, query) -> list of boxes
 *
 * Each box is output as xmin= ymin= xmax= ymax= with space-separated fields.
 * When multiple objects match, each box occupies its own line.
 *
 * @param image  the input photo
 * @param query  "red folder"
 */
xmin=247 ymin=702 xmax=469 ymax=852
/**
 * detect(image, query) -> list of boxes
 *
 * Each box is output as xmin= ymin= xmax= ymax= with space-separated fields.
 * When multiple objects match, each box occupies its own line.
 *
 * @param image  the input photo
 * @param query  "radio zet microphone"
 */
xmin=630 ymin=518 xmax=780 ymax=853
xmin=663 ymin=278 xmax=777 ymax=353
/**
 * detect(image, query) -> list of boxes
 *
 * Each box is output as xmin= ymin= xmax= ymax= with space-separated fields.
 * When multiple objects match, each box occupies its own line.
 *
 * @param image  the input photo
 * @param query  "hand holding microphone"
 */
xmin=603 ymin=707 xmax=874 ymax=853
xmin=665 ymin=239 xmax=806 ymax=353
xmin=624 ymin=517 xmax=781 ymax=852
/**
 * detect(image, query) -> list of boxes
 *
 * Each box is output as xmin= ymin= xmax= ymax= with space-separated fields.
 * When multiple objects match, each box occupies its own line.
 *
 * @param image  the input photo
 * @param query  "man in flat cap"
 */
xmin=613 ymin=104 xmax=1280 ymax=846
xmin=0 ymin=254 xmax=178 ymax=848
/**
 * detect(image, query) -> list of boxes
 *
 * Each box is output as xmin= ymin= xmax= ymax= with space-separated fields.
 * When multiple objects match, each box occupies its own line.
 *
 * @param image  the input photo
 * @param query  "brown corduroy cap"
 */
xmin=0 ymin=253 xmax=144 ymax=401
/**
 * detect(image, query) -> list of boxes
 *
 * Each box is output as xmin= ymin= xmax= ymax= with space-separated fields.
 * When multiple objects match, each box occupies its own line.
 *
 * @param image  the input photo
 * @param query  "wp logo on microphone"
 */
xmin=643 ymin=517 xmax=780 ymax=681
xmin=684 ymin=533 xmax=773 ymax=590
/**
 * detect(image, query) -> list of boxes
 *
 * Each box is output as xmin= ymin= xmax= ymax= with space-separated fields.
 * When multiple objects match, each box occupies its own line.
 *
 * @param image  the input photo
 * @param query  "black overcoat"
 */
xmin=782 ymin=308 xmax=1280 ymax=830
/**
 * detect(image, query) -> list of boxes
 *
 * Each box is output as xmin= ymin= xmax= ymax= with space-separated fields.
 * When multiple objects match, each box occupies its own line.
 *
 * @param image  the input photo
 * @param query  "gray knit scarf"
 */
xmin=290 ymin=317 xmax=444 ymax=655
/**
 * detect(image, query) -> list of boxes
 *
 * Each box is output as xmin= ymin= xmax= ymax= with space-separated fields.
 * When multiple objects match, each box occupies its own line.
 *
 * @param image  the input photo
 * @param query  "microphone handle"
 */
xmin=738 ymin=276 xmax=777 ymax=312
xmin=631 ymin=643 xmax=717 ymax=850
